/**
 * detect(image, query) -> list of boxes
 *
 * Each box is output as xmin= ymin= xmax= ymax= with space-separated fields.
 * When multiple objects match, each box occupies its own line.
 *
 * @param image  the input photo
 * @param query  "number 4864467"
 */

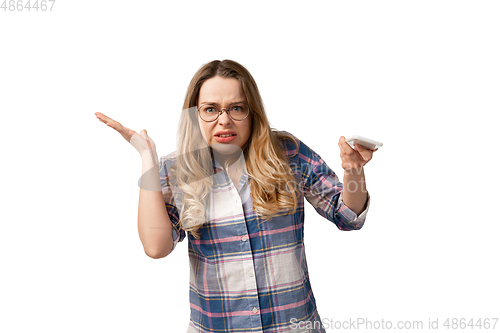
xmin=1 ymin=0 xmax=56 ymax=11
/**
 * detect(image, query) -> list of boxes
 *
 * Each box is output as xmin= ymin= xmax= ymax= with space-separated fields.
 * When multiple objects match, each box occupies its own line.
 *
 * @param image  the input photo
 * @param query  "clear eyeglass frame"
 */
xmin=197 ymin=103 xmax=251 ymax=122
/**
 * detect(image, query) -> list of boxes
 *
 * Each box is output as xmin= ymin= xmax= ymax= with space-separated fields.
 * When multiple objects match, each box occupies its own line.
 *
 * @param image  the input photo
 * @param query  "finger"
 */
xmin=95 ymin=112 xmax=114 ymax=124
xmin=338 ymin=136 xmax=358 ymax=158
xmin=354 ymin=144 xmax=373 ymax=161
xmin=96 ymin=113 xmax=122 ymax=130
xmin=339 ymin=137 xmax=368 ymax=169
xmin=144 ymin=130 xmax=156 ymax=148
xmin=141 ymin=129 xmax=153 ymax=150
xmin=95 ymin=114 xmax=110 ymax=125
xmin=96 ymin=113 xmax=136 ymax=142
xmin=355 ymin=145 xmax=378 ymax=153
xmin=96 ymin=112 xmax=117 ymax=127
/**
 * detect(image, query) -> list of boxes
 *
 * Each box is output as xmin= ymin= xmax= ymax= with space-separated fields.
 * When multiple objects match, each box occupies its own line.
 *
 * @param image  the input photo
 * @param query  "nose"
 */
xmin=218 ymin=109 xmax=233 ymax=125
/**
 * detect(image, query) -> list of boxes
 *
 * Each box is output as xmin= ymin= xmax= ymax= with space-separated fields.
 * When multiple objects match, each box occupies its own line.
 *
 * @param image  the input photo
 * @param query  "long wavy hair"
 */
xmin=169 ymin=60 xmax=300 ymax=239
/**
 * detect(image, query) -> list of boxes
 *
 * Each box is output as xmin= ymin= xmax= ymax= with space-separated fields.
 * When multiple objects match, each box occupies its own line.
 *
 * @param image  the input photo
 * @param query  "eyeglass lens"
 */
xmin=199 ymin=104 xmax=249 ymax=121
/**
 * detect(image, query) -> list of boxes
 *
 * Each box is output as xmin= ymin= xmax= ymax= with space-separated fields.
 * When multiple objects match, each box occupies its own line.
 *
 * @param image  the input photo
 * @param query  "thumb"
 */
xmin=140 ymin=129 xmax=153 ymax=150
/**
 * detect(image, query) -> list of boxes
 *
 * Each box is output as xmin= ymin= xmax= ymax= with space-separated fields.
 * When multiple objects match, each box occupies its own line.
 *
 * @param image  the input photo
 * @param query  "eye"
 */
xmin=231 ymin=105 xmax=245 ymax=112
xmin=203 ymin=106 xmax=217 ymax=113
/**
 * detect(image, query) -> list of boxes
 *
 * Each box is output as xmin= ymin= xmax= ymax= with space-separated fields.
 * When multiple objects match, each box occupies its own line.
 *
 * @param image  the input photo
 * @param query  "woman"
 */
xmin=95 ymin=59 xmax=376 ymax=333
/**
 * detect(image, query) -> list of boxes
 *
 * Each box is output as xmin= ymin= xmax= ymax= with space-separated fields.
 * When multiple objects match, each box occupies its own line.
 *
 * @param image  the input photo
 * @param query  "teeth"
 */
xmin=219 ymin=134 xmax=235 ymax=137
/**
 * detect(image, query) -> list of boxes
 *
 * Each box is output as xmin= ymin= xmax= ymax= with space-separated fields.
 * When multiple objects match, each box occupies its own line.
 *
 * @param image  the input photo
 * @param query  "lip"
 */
xmin=214 ymin=131 xmax=237 ymax=136
xmin=214 ymin=132 xmax=237 ymax=143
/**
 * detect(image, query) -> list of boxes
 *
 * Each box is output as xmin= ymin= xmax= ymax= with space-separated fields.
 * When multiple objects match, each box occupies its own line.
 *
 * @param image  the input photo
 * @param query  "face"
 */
xmin=197 ymin=76 xmax=252 ymax=154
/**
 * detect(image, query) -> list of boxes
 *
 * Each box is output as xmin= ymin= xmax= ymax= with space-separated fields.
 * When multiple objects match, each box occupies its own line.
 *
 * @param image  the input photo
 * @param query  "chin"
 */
xmin=211 ymin=143 xmax=243 ymax=155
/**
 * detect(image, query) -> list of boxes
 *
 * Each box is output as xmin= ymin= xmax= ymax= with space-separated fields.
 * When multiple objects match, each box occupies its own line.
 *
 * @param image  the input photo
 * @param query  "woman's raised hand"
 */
xmin=338 ymin=136 xmax=377 ymax=173
xmin=95 ymin=112 xmax=157 ymax=160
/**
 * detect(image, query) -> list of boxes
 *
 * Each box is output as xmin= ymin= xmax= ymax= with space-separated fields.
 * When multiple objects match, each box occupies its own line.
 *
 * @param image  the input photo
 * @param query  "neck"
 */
xmin=211 ymin=147 xmax=245 ymax=171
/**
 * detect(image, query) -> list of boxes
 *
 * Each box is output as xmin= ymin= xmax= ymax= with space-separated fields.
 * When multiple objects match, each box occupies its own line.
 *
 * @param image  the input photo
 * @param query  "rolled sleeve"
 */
xmin=159 ymin=154 xmax=186 ymax=251
xmin=337 ymin=192 xmax=370 ymax=230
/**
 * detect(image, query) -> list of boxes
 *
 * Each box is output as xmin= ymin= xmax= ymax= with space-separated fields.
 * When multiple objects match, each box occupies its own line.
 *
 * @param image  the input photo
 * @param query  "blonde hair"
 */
xmin=169 ymin=60 xmax=300 ymax=238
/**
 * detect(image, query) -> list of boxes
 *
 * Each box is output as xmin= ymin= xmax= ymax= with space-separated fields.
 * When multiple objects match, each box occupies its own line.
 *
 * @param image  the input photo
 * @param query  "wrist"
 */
xmin=139 ymin=158 xmax=162 ymax=192
xmin=343 ymin=168 xmax=367 ymax=194
xmin=343 ymin=166 xmax=364 ymax=177
xmin=141 ymin=149 xmax=158 ymax=163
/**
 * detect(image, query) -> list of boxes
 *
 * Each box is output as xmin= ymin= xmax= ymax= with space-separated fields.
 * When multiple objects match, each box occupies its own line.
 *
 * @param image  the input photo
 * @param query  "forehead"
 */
xmin=198 ymin=76 xmax=245 ymax=104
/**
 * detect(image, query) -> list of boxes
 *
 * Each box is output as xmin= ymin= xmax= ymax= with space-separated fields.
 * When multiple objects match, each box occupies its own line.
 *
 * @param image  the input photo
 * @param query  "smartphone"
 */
xmin=345 ymin=135 xmax=383 ymax=150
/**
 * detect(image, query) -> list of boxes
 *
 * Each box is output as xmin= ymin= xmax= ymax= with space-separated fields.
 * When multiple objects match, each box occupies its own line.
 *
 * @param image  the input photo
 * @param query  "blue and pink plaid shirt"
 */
xmin=159 ymin=131 xmax=369 ymax=333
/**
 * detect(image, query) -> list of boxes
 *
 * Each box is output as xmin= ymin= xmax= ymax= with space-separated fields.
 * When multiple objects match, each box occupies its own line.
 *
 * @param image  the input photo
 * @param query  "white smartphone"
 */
xmin=344 ymin=135 xmax=383 ymax=150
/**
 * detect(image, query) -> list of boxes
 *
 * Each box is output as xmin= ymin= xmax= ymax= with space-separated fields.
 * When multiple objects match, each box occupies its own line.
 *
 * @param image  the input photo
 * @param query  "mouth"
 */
xmin=215 ymin=134 xmax=237 ymax=138
xmin=214 ymin=133 xmax=237 ymax=143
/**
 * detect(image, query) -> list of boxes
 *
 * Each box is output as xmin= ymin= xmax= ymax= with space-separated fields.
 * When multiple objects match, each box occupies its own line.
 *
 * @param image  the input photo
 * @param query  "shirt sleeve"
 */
xmin=297 ymin=137 xmax=369 ymax=230
xmin=158 ymin=155 xmax=186 ymax=252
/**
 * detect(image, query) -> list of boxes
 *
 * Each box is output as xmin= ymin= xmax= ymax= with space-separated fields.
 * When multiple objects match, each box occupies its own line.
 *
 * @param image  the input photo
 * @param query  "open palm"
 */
xmin=95 ymin=112 xmax=156 ymax=158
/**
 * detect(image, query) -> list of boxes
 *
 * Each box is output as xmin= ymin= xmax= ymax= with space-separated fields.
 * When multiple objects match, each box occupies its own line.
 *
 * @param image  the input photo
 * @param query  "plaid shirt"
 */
xmin=159 ymin=131 xmax=369 ymax=333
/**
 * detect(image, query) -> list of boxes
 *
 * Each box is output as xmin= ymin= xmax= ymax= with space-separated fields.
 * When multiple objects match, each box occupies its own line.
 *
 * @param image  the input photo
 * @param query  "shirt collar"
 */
xmin=212 ymin=158 xmax=224 ymax=173
xmin=211 ymin=153 xmax=249 ymax=188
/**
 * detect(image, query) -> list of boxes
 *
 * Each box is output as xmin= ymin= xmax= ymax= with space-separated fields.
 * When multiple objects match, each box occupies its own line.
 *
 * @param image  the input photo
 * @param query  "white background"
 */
xmin=1 ymin=1 xmax=499 ymax=332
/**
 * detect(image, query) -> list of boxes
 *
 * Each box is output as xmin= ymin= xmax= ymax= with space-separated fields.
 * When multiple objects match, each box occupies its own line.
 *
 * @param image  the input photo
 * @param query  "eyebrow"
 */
xmin=199 ymin=101 xmax=247 ymax=106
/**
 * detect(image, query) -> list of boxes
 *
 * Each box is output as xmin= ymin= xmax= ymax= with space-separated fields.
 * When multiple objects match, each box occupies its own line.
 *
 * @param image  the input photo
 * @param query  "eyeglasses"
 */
xmin=198 ymin=103 xmax=250 ymax=122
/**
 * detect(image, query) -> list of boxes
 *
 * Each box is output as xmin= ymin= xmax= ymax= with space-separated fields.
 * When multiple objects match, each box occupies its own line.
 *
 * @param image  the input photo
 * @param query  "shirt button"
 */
xmin=252 ymin=307 xmax=258 ymax=314
xmin=248 ymin=271 xmax=253 ymax=277
xmin=241 ymin=236 xmax=248 ymax=242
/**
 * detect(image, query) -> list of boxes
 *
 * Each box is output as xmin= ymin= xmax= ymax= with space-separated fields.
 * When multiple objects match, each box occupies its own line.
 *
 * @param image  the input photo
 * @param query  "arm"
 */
xmin=137 ymin=151 xmax=174 ymax=259
xmin=292 ymin=134 xmax=367 ymax=230
xmin=338 ymin=136 xmax=376 ymax=216
xmin=94 ymin=112 xmax=175 ymax=259
xmin=291 ymin=132 xmax=375 ymax=230
xmin=342 ymin=168 xmax=368 ymax=216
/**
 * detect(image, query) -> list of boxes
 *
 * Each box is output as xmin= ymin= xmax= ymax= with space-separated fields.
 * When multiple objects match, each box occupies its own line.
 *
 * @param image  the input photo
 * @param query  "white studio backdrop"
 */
xmin=1 ymin=1 xmax=499 ymax=332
